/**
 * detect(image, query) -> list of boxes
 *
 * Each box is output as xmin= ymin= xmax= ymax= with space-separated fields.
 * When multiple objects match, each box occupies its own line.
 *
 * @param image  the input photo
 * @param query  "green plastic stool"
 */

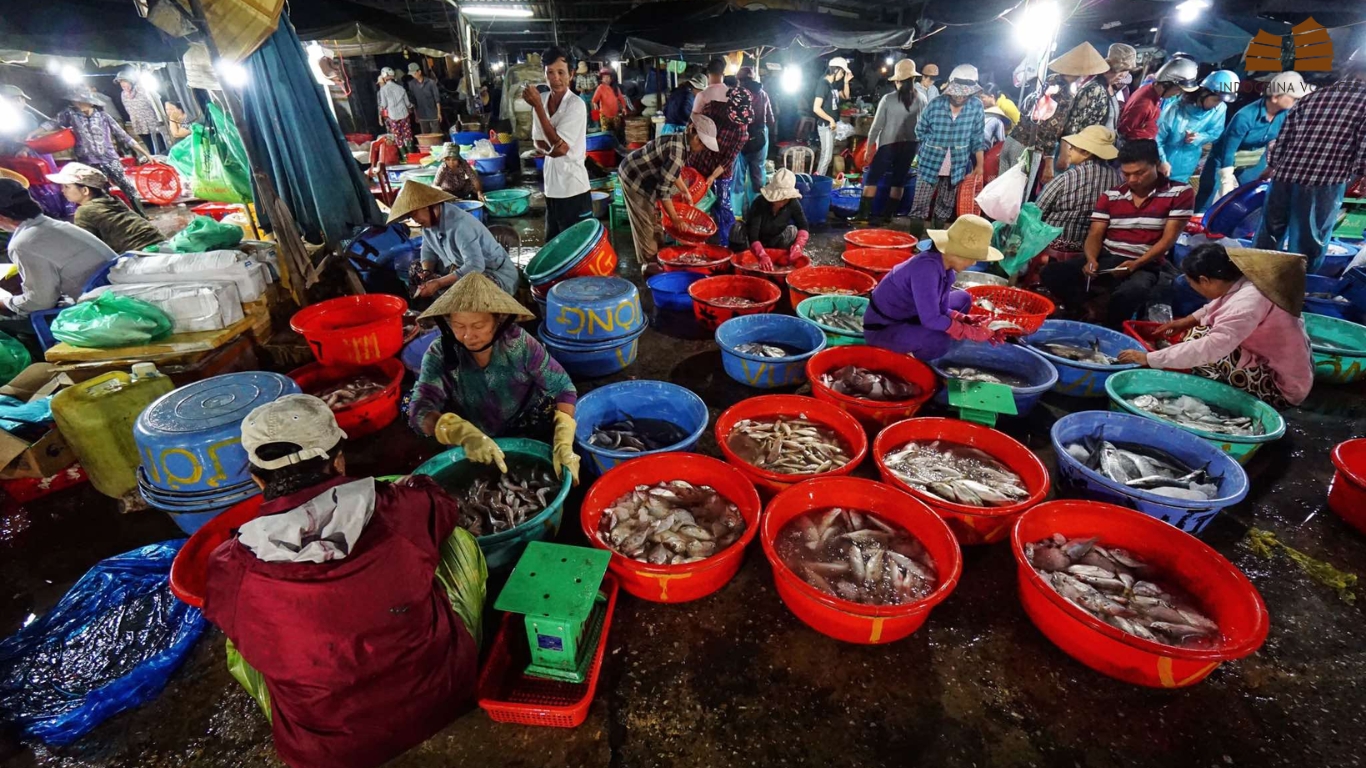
xmin=494 ymin=542 xmax=611 ymax=683
xmin=946 ymin=380 xmax=1018 ymax=427
xmin=609 ymin=200 xmax=629 ymax=231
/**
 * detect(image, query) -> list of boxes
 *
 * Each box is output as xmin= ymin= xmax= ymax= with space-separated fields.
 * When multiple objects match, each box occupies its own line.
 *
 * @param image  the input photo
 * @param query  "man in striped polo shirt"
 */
xmin=1041 ymin=139 xmax=1193 ymax=327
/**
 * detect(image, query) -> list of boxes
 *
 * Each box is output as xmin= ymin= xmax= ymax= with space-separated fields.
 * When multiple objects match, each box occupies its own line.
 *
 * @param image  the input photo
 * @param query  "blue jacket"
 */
xmin=664 ymin=87 xmax=694 ymax=126
xmin=914 ymin=97 xmax=987 ymax=187
xmin=1156 ymin=98 xmax=1228 ymax=182
xmin=1209 ymin=99 xmax=1285 ymax=177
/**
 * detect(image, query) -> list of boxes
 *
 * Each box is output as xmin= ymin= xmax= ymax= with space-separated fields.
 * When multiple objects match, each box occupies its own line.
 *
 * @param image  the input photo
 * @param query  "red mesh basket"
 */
xmin=476 ymin=573 xmax=619 ymax=728
xmin=965 ymin=285 xmax=1055 ymax=336
xmin=671 ymin=167 xmax=709 ymax=205
xmin=130 ymin=163 xmax=183 ymax=206
xmin=659 ymin=202 xmax=717 ymax=244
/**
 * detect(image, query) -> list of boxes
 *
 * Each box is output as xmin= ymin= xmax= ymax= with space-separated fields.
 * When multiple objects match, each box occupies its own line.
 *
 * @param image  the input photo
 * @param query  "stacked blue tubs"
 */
xmin=538 ymin=277 xmax=646 ymax=378
xmin=796 ymin=174 xmax=835 ymax=225
xmin=136 ymin=372 xmax=301 ymax=534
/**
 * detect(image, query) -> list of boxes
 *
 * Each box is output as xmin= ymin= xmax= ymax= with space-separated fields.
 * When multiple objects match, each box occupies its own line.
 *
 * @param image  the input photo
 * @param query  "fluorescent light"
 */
xmin=0 ymin=97 xmax=24 ymax=136
xmin=462 ymin=6 xmax=533 ymax=18
xmin=1015 ymin=1 xmax=1061 ymax=49
xmin=1175 ymin=0 xmax=1209 ymax=23
xmin=217 ymin=60 xmax=249 ymax=88
xmin=885 ymin=55 xmax=894 ymax=65
xmin=1150 ymin=27 xmax=1159 ymax=32
xmin=780 ymin=66 xmax=802 ymax=94
xmin=138 ymin=71 xmax=160 ymax=93
xmin=59 ymin=65 xmax=84 ymax=85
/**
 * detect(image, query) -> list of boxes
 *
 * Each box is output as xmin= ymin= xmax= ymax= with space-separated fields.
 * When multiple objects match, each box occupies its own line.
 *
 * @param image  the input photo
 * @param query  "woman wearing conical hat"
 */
xmin=387 ymin=180 xmax=518 ymax=299
xmin=408 ymin=273 xmax=580 ymax=484
xmin=1117 ymin=245 xmax=1313 ymax=406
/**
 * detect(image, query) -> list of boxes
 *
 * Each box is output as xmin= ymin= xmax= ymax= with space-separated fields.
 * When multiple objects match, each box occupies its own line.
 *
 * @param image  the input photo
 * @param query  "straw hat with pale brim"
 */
xmin=418 ymin=272 xmax=537 ymax=322
xmin=387 ymin=180 xmax=456 ymax=224
xmin=929 ymin=214 xmax=1003 ymax=262
xmin=761 ymin=168 xmax=802 ymax=203
xmin=1049 ymin=42 xmax=1110 ymax=77
xmin=889 ymin=59 xmax=919 ymax=82
xmin=922 ymin=64 xmax=939 ymax=77
xmin=1106 ymin=43 xmax=1137 ymax=73
xmin=1227 ymin=247 xmax=1306 ymax=317
xmin=1063 ymin=125 xmax=1118 ymax=160
xmin=0 ymin=169 xmax=28 ymax=189
xmin=577 ymin=61 xmax=589 ymax=74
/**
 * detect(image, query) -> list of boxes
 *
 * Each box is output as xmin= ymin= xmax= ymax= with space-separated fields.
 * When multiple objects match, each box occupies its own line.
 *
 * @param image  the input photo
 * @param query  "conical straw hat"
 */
xmin=1049 ymin=42 xmax=1110 ymax=77
xmin=387 ymin=180 xmax=456 ymax=224
xmin=1226 ymin=248 xmax=1306 ymax=317
xmin=418 ymin=272 xmax=537 ymax=322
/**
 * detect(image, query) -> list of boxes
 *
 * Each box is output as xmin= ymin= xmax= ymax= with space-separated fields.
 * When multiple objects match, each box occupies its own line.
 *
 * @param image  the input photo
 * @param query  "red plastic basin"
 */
xmin=291 ymin=294 xmax=408 ymax=366
xmin=169 ymin=496 xmax=265 ymax=607
xmin=661 ymin=202 xmax=717 ymax=245
xmin=24 ymin=128 xmax=76 ymax=153
xmin=579 ymin=453 xmax=762 ymax=602
xmin=1330 ymin=439 xmax=1366 ymax=535
xmin=786 ymin=266 xmax=877 ymax=307
xmin=761 ymin=477 xmax=962 ymax=643
xmin=731 ymin=249 xmax=797 ymax=285
xmin=586 ymin=148 xmax=618 ymax=169
xmin=687 ymin=275 xmax=782 ymax=331
xmin=843 ymin=229 xmax=918 ymax=251
xmin=289 ymin=358 xmax=406 ymax=438
xmin=1121 ymin=320 xmax=1188 ymax=353
xmin=531 ymin=230 xmax=618 ymax=300
xmin=873 ymin=417 xmax=1050 ymax=545
xmin=715 ymin=394 xmax=868 ymax=498
xmin=659 ymin=244 xmax=734 ymax=276
xmin=671 ymin=167 xmax=709 ymax=205
xmin=1012 ymin=500 xmax=1269 ymax=688
xmin=841 ymin=248 xmax=913 ymax=282
xmin=805 ymin=347 xmax=937 ymax=432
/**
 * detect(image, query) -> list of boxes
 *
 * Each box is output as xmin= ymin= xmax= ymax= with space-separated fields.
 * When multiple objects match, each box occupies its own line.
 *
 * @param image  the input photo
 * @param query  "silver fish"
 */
xmin=941 ymin=366 xmax=1030 ymax=388
xmin=311 ymin=374 xmax=387 ymax=410
xmin=1039 ymin=339 xmax=1116 ymax=365
xmin=735 ymin=342 xmax=792 ymax=358
xmin=809 ymin=287 xmax=861 ymax=296
xmin=1128 ymin=393 xmax=1262 ymax=437
xmin=727 ymin=416 xmax=852 ymax=476
xmin=1026 ymin=532 xmax=1219 ymax=647
xmin=811 ymin=308 xmax=864 ymax=333
xmin=588 ymin=418 xmax=690 ymax=452
xmin=987 ymin=319 xmax=1025 ymax=333
xmin=599 ymin=480 xmax=746 ymax=564
xmin=669 ymin=251 xmax=721 ymax=265
xmin=1066 ymin=437 xmax=1219 ymax=501
xmin=882 ymin=440 xmax=1029 ymax=507
xmin=819 ymin=365 xmax=921 ymax=401
xmin=776 ymin=507 xmax=938 ymax=606
xmin=451 ymin=461 xmax=559 ymax=536
xmin=711 ymin=296 xmax=762 ymax=309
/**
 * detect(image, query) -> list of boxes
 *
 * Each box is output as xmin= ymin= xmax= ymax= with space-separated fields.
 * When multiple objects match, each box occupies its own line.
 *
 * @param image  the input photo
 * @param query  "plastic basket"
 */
xmin=672 ymin=167 xmax=709 ymax=205
xmin=130 ymin=163 xmax=184 ymax=206
xmin=965 ymin=285 xmax=1055 ymax=335
xmin=660 ymin=202 xmax=717 ymax=244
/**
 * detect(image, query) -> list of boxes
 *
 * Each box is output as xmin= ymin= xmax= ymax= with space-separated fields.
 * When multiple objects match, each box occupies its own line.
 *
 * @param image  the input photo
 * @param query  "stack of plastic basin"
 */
xmin=136 ymin=372 xmax=301 ymax=534
xmin=526 ymin=219 xmax=619 ymax=300
xmin=538 ymin=276 xmax=646 ymax=378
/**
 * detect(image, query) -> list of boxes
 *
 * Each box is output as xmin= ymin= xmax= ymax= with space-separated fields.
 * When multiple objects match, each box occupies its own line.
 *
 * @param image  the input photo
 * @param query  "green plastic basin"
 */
xmin=1305 ymin=312 xmax=1366 ymax=384
xmin=524 ymin=219 xmax=602 ymax=283
xmin=796 ymin=295 xmax=867 ymax=347
xmin=483 ymin=188 xmax=532 ymax=217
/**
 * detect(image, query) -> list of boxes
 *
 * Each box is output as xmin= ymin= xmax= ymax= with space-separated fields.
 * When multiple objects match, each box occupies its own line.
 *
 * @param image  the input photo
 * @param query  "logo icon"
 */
xmin=1244 ymin=17 xmax=1333 ymax=73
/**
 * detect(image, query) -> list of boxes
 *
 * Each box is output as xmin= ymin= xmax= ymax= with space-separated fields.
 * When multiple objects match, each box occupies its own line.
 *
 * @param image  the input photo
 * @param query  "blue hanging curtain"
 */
xmin=239 ymin=12 xmax=381 ymax=246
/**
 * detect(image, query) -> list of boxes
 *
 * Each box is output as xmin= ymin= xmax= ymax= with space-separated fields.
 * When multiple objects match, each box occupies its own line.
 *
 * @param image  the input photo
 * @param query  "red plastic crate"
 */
xmin=476 ymin=573 xmax=619 ymax=728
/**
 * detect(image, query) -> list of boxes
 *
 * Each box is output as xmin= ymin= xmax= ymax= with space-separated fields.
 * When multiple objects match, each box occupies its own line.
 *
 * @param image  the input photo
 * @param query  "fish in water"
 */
xmin=450 ymin=460 xmax=559 ymax=536
xmin=735 ymin=342 xmax=793 ymax=358
xmin=940 ymin=366 xmax=1030 ymax=388
xmin=811 ymin=308 xmax=864 ymax=333
xmin=1064 ymin=437 xmax=1220 ymax=501
xmin=1026 ymin=532 xmax=1220 ymax=648
xmin=727 ymin=416 xmax=853 ymax=475
xmin=310 ymin=374 xmax=388 ymax=411
xmin=819 ymin=365 xmax=921 ymax=401
xmin=776 ymin=507 xmax=938 ymax=605
xmin=1039 ymin=339 xmax=1116 ymax=365
xmin=882 ymin=440 xmax=1030 ymax=507
xmin=588 ymin=418 xmax=691 ymax=452
xmin=599 ymin=480 xmax=746 ymax=564
xmin=710 ymin=296 xmax=763 ymax=309
xmin=1127 ymin=393 xmax=1262 ymax=437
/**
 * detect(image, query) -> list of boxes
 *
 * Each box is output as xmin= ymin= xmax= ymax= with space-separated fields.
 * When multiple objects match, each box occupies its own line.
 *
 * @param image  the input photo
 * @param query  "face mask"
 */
xmin=1113 ymin=72 xmax=1133 ymax=89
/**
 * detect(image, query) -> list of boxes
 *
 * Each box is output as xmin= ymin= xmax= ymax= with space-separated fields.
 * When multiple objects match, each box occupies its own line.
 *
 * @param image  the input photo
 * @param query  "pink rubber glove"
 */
xmin=789 ymin=230 xmax=811 ymax=269
xmin=949 ymin=310 xmax=985 ymax=326
xmin=946 ymin=318 xmax=994 ymax=343
xmin=751 ymin=242 xmax=773 ymax=272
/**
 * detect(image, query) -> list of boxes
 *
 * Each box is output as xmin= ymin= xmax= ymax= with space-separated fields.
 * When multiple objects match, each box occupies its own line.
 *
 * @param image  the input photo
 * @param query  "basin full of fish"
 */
xmin=735 ymin=342 xmax=802 ymax=359
xmin=309 ymin=374 xmax=389 ymax=411
xmin=727 ymin=416 xmax=853 ymax=476
xmin=668 ymin=251 xmax=723 ymax=266
xmin=1064 ymin=437 xmax=1219 ymax=501
xmin=809 ymin=307 xmax=864 ymax=333
xmin=1036 ymin=340 xmax=1116 ymax=365
xmin=940 ymin=366 xmax=1030 ymax=388
xmin=1026 ymin=533 xmax=1220 ymax=648
xmin=598 ymin=480 xmax=746 ymax=565
xmin=819 ymin=365 xmax=921 ymax=401
xmin=882 ymin=440 xmax=1030 ymax=507
xmin=1126 ymin=393 xmax=1262 ymax=437
xmin=775 ymin=507 xmax=938 ymax=605
xmin=809 ymin=287 xmax=861 ymax=296
xmin=709 ymin=296 xmax=764 ymax=309
xmin=449 ymin=460 xmax=560 ymax=536
xmin=588 ymin=418 xmax=691 ymax=453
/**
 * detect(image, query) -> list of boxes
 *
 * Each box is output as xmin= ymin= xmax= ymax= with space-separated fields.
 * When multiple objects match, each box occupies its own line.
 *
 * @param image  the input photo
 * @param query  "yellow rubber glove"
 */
xmin=551 ymin=410 xmax=581 ymax=486
xmin=435 ymin=413 xmax=507 ymax=472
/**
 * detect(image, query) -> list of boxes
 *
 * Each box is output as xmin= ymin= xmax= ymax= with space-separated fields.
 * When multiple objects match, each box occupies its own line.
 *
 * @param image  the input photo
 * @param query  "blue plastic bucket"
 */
xmin=830 ymin=187 xmax=861 ymax=218
xmin=796 ymin=174 xmax=834 ymax=225
xmin=715 ymin=314 xmax=827 ymax=389
xmin=479 ymin=171 xmax=507 ymax=191
xmin=401 ymin=328 xmax=440 ymax=375
xmin=928 ymin=341 xmax=1058 ymax=416
xmin=1317 ymin=240 xmax=1359 ymax=278
xmin=413 ymin=438 xmax=573 ymax=570
xmin=1050 ymin=411 xmax=1250 ymax=534
xmin=584 ymin=132 xmax=615 ymax=151
xmin=873 ymin=171 xmax=915 ymax=217
xmin=539 ymin=323 xmax=646 ymax=379
xmin=1022 ymin=320 xmax=1144 ymax=398
xmin=455 ymin=200 xmax=486 ymax=222
xmin=492 ymin=139 xmax=519 ymax=165
xmin=545 ymin=277 xmax=642 ymax=343
xmin=463 ymin=154 xmax=506 ymax=174
xmin=646 ymin=271 xmax=706 ymax=312
xmin=572 ymin=380 xmax=710 ymax=476
xmin=1305 ymin=275 xmax=1353 ymax=321
xmin=166 ymin=506 xmax=235 ymax=535
xmin=451 ymin=130 xmax=486 ymax=145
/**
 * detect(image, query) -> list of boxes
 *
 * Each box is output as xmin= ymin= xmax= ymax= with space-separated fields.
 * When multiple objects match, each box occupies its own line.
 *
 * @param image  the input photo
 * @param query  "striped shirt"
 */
xmin=1091 ymin=178 xmax=1194 ymax=260
xmin=1266 ymin=78 xmax=1366 ymax=186
xmin=1036 ymin=158 xmax=1121 ymax=249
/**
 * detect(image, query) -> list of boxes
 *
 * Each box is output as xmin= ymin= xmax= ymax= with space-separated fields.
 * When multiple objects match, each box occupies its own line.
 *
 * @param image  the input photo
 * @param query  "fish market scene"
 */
xmin=4 ymin=5 xmax=1366 ymax=768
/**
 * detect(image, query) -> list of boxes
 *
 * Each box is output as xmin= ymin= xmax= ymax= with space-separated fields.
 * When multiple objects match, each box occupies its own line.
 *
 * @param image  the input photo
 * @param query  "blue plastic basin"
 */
xmin=1316 ymin=240 xmax=1360 ymax=278
xmin=545 ymin=277 xmax=642 ymax=343
xmin=646 ymin=271 xmax=706 ymax=312
xmin=401 ymin=328 xmax=440 ymax=375
xmin=455 ymin=200 xmax=485 ymax=222
xmin=479 ymin=171 xmax=507 ymax=191
xmin=715 ymin=314 xmax=827 ymax=389
xmin=539 ymin=323 xmax=646 ymax=379
xmin=1305 ymin=274 xmax=1354 ymax=321
xmin=928 ymin=341 xmax=1058 ymax=416
xmin=573 ymin=380 xmax=710 ymax=477
xmin=584 ymin=132 xmax=615 ymax=151
xmin=1023 ymin=320 xmax=1145 ymax=398
xmin=451 ymin=130 xmax=487 ymax=145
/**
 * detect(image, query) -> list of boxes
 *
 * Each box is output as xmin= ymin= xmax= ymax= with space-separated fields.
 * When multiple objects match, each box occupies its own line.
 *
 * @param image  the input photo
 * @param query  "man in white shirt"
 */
xmin=692 ymin=57 xmax=730 ymax=114
xmin=524 ymin=47 xmax=593 ymax=240
xmin=0 ymin=178 xmax=116 ymax=320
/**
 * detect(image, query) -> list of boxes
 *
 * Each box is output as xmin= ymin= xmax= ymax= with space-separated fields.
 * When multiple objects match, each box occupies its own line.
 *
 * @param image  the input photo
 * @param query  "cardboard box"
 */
xmin=0 ymin=364 xmax=76 ymax=480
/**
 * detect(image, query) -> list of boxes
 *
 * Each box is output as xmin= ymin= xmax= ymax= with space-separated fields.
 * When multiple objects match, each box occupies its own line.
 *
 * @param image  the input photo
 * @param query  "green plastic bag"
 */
xmin=190 ymin=104 xmax=254 ymax=204
xmin=0 ymin=332 xmax=30 ymax=386
xmin=993 ymin=203 xmax=1064 ymax=278
xmin=50 ymin=293 xmax=174 ymax=348
xmin=148 ymin=215 xmax=243 ymax=254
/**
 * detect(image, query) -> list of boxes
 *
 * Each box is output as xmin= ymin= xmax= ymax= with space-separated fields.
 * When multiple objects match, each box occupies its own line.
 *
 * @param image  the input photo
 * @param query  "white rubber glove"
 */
xmin=1217 ymin=167 xmax=1239 ymax=200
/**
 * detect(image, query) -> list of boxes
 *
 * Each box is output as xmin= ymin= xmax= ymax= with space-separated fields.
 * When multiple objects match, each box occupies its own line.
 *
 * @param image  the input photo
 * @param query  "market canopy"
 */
xmin=289 ymin=0 xmax=457 ymax=57
xmin=0 ymin=0 xmax=188 ymax=62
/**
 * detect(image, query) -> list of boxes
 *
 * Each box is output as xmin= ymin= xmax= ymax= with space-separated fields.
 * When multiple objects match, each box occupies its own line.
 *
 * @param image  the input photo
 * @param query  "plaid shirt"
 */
xmin=1036 ymin=158 xmax=1121 ymax=249
xmin=1267 ymin=78 xmax=1366 ymax=186
xmin=914 ymin=96 xmax=987 ymax=186
xmin=688 ymin=96 xmax=750 ymax=180
xmin=619 ymin=133 xmax=688 ymax=201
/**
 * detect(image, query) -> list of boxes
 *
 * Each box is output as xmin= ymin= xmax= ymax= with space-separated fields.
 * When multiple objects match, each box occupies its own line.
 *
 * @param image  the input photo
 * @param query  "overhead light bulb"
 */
xmin=138 ymin=71 xmax=160 ymax=93
xmin=0 ymin=98 xmax=24 ymax=136
xmin=59 ymin=65 xmax=84 ymax=85
xmin=462 ymin=5 xmax=533 ymax=18
xmin=1014 ymin=1 xmax=1062 ymax=50
xmin=1175 ymin=0 xmax=1210 ymax=24
xmin=780 ymin=66 xmax=802 ymax=94
xmin=885 ymin=55 xmax=894 ymax=65
xmin=217 ymin=60 xmax=249 ymax=88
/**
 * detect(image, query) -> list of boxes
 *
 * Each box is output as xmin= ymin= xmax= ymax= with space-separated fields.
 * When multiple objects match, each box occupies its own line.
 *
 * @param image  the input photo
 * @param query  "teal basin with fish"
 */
xmin=1304 ymin=313 xmax=1366 ymax=384
xmin=413 ymin=438 xmax=572 ymax=571
xmin=1104 ymin=369 xmax=1285 ymax=465
xmin=1023 ymin=320 xmax=1144 ymax=398
xmin=796 ymin=295 xmax=868 ymax=347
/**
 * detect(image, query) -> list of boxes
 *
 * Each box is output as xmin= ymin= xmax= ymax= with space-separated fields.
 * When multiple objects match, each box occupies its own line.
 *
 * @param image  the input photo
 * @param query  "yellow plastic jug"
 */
xmin=52 ymin=363 xmax=175 ymax=498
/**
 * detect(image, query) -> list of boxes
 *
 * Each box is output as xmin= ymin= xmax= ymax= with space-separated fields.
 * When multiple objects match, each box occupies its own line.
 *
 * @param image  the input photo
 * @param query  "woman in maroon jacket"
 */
xmin=203 ymin=395 xmax=486 ymax=768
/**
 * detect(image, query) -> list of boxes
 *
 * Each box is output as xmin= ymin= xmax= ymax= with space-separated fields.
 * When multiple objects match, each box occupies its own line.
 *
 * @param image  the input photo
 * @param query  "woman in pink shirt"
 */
xmin=1117 ymin=245 xmax=1312 ymax=406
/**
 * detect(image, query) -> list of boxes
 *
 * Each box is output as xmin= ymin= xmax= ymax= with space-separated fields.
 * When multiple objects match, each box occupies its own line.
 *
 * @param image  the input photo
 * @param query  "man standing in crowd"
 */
xmin=525 ymin=48 xmax=592 ymax=240
xmin=1117 ymin=57 xmax=1199 ymax=144
xmin=693 ymin=57 xmax=730 ymax=114
xmin=408 ymin=63 xmax=442 ymax=137
xmin=738 ymin=67 xmax=775 ymax=192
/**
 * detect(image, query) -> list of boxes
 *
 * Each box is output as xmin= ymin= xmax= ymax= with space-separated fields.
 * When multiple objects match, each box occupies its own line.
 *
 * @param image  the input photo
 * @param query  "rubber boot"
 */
xmin=906 ymin=217 xmax=929 ymax=240
xmin=853 ymin=195 xmax=875 ymax=224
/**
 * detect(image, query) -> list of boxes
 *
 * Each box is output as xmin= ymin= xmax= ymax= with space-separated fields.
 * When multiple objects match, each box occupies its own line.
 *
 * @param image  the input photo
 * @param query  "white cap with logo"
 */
xmin=241 ymin=394 xmax=348 ymax=470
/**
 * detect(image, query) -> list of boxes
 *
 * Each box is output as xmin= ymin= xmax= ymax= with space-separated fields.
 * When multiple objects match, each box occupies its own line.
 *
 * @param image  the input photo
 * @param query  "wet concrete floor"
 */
xmin=4 ymin=198 xmax=1366 ymax=768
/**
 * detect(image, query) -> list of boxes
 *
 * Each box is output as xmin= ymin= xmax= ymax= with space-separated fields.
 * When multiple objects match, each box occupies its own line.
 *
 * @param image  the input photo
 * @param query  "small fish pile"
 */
xmin=819 ymin=365 xmax=920 ymax=401
xmin=588 ymin=418 xmax=690 ymax=452
xmin=735 ymin=342 xmax=795 ymax=358
xmin=810 ymin=287 xmax=861 ymax=296
xmin=882 ymin=440 xmax=1030 ymax=507
xmin=599 ymin=480 xmax=746 ymax=564
xmin=1026 ymin=533 xmax=1220 ymax=647
xmin=668 ymin=251 xmax=719 ymax=265
xmin=727 ymin=416 xmax=852 ymax=475
xmin=941 ymin=366 xmax=1030 ymax=388
xmin=1038 ymin=339 xmax=1116 ymax=365
xmin=310 ymin=375 xmax=388 ymax=411
xmin=710 ymin=296 xmax=763 ymax=309
xmin=1306 ymin=291 xmax=1350 ymax=303
xmin=810 ymin=308 xmax=863 ymax=333
xmin=1064 ymin=437 xmax=1219 ymax=501
xmin=451 ymin=460 xmax=559 ymax=536
xmin=1127 ymin=393 xmax=1262 ymax=436
xmin=776 ymin=507 xmax=938 ymax=605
